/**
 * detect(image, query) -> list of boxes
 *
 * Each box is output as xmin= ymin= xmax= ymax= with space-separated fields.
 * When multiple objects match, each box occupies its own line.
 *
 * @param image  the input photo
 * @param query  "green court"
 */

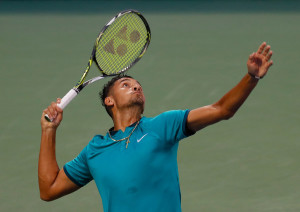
xmin=0 ymin=1 xmax=299 ymax=211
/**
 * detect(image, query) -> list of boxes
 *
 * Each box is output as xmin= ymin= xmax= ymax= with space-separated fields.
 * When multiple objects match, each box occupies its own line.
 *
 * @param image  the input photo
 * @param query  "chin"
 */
xmin=131 ymin=96 xmax=145 ymax=105
xmin=131 ymin=100 xmax=145 ymax=114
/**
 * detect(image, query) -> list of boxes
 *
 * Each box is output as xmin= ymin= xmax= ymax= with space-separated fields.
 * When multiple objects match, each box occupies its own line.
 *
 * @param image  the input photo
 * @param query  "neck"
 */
xmin=111 ymin=107 xmax=142 ymax=132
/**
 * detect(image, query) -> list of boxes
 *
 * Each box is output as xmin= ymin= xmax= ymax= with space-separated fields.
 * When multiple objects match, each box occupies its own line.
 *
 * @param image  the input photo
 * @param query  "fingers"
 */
xmin=260 ymin=60 xmax=273 ymax=78
xmin=45 ymin=102 xmax=59 ymax=121
xmin=42 ymin=98 xmax=63 ymax=121
xmin=248 ymin=52 xmax=255 ymax=60
xmin=265 ymin=50 xmax=273 ymax=61
xmin=266 ymin=60 xmax=273 ymax=69
xmin=262 ymin=45 xmax=270 ymax=56
xmin=248 ymin=42 xmax=274 ymax=79
xmin=41 ymin=98 xmax=64 ymax=130
xmin=257 ymin=42 xmax=267 ymax=54
xmin=257 ymin=41 xmax=273 ymax=61
xmin=257 ymin=41 xmax=272 ymax=55
xmin=56 ymin=98 xmax=63 ymax=113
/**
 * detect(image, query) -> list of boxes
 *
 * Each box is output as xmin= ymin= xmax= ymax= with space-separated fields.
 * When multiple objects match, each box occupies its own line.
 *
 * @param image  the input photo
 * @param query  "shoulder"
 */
xmin=151 ymin=109 xmax=190 ymax=122
xmin=84 ymin=134 xmax=105 ymax=153
xmin=140 ymin=109 xmax=190 ymax=128
xmin=87 ymin=134 xmax=106 ymax=147
xmin=140 ymin=110 xmax=192 ymax=143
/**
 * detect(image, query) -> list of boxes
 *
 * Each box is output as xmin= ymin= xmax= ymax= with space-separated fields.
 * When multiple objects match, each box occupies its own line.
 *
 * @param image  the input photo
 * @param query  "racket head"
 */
xmin=93 ymin=10 xmax=151 ymax=76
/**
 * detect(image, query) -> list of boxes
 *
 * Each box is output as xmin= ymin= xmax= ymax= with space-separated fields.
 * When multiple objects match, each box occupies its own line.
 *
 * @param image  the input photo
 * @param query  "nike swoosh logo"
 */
xmin=137 ymin=133 xmax=148 ymax=143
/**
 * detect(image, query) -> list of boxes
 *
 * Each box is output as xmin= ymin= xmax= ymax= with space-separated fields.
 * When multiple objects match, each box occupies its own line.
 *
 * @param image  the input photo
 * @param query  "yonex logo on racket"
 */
xmin=44 ymin=10 xmax=151 ymax=121
xmin=104 ymin=25 xmax=141 ymax=57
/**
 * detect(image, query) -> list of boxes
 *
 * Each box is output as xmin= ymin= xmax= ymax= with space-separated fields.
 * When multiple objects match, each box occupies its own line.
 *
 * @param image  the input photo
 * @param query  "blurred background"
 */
xmin=0 ymin=0 xmax=299 ymax=211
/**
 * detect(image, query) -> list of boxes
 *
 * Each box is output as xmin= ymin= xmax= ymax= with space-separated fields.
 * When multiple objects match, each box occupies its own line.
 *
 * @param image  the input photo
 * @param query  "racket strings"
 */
xmin=95 ymin=13 xmax=148 ymax=75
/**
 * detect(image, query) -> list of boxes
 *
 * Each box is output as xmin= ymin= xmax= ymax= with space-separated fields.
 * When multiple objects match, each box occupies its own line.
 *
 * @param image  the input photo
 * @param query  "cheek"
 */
xmin=113 ymin=92 xmax=127 ymax=106
xmin=140 ymin=94 xmax=146 ymax=104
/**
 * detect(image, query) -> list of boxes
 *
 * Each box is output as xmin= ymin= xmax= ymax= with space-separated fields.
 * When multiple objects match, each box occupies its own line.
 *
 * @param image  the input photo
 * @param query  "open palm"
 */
xmin=247 ymin=42 xmax=273 ymax=79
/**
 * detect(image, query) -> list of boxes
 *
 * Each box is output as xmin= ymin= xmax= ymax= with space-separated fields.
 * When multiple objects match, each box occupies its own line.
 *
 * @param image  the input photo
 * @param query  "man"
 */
xmin=39 ymin=42 xmax=273 ymax=211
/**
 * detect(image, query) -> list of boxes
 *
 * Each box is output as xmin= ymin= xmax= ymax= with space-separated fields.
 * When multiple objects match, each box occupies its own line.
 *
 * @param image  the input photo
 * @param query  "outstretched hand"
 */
xmin=247 ymin=42 xmax=273 ymax=79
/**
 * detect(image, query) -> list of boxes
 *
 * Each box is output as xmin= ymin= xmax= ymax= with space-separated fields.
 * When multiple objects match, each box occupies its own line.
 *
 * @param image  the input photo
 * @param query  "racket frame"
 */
xmin=45 ymin=9 xmax=151 ymax=122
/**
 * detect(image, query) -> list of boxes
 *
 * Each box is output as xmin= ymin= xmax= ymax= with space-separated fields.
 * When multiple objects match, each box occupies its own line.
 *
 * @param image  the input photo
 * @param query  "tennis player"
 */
xmin=39 ymin=42 xmax=273 ymax=211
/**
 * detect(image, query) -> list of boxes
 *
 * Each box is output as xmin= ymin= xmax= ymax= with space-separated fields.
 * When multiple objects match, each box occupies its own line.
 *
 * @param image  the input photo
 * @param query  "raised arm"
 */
xmin=39 ymin=99 xmax=80 ymax=201
xmin=187 ymin=42 xmax=273 ymax=132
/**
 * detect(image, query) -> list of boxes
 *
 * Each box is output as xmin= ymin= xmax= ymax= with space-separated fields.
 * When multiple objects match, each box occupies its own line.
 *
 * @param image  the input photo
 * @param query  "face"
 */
xmin=106 ymin=77 xmax=145 ymax=112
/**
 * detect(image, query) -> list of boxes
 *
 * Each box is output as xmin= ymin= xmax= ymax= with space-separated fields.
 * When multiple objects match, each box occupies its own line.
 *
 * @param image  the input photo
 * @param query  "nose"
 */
xmin=133 ymin=83 xmax=142 ymax=92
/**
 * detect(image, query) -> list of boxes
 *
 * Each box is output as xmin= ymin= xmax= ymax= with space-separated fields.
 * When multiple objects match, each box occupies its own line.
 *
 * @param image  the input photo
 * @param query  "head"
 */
xmin=99 ymin=74 xmax=145 ymax=118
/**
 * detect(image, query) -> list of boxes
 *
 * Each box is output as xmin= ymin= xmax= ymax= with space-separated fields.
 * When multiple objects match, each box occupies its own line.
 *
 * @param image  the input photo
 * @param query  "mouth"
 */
xmin=132 ymin=91 xmax=143 ymax=95
xmin=131 ymin=91 xmax=145 ymax=103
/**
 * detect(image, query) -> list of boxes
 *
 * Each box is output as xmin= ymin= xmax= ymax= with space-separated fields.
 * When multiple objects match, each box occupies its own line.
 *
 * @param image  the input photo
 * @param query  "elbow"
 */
xmin=40 ymin=193 xmax=53 ymax=202
xmin=40 ymin=191 xmax=56 ymax=202
xmin=212 ymin=103 xmax=236 ymax=121
xmin=38 ymin=177 xmax=58 ymax=201
xmin=40 ymin=195 xmax=51 ymax=202
xmin=222 ymin=110 xmax=235 ymax=120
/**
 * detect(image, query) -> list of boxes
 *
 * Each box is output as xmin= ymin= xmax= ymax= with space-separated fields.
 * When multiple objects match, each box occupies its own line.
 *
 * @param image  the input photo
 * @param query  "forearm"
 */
xmin=38 ymin=100 xmax=79 ymax=201
xmin=214 ymin=73 xmax=258 ymax=117
xmin=187 ymin=42 xmax=272 ymax=132
xmin=38 ymin=128 xmax=60 ymax=196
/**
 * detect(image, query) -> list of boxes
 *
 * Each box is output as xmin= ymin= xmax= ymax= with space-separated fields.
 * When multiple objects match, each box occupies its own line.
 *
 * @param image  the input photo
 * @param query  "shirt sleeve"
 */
xmin=152 ymin=109 xmax=195 ymax=145
xmin=63 ymin=146 xmax=93 ymax=187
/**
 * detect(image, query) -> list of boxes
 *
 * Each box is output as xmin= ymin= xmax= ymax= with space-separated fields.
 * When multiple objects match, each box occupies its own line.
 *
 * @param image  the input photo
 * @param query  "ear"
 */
xmin=104 ymin=96 xmax=114 ymax=107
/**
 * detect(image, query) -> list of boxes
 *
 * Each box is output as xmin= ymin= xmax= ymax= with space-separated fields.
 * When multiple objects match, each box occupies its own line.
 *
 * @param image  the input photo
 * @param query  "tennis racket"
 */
xmin=45 ymin=9 xmax=151 ymax=121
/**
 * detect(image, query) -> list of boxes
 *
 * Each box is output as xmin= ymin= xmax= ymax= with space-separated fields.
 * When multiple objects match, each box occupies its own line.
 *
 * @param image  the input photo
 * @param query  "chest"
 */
xmin=87 ymin=129 xmax=178 ymax=189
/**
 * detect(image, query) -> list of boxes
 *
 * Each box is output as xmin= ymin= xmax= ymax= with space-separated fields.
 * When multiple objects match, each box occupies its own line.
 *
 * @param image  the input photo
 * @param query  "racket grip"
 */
xmin=57 ymin=88 xmax=78 ymax=110
xmin=44 ymin=89 xmax=78 ymax=122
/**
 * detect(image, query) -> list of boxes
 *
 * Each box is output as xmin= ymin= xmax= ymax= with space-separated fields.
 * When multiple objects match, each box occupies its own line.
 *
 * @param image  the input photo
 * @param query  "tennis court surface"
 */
xmin=0 ymin=1 xmax=299 ymax=211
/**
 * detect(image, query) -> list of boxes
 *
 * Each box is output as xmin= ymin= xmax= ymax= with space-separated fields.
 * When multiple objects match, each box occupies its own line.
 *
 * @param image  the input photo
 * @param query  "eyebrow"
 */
xmin=119 ymin=78 xmax=131 ymax=83
xmin=118 ymin=78 xmax=142 ymax=86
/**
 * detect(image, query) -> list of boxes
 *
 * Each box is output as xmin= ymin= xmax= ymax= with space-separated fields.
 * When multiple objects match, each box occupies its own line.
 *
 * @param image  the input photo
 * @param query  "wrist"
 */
xmin=248 ymin=72 xmax=262 ymax=80
xmin=41 ymin=126 xmax=57 ymax=134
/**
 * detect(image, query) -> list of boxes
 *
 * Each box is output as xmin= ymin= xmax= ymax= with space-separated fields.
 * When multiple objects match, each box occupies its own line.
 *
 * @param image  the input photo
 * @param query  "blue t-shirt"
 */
xmin=64 ymin=110 xmax=193 ymax=212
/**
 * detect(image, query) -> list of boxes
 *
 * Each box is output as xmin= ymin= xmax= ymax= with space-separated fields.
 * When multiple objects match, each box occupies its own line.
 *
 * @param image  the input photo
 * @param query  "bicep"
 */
xmin=187 ymin=104 xmax=229 ymax=132
xmin=42 ymin=169 xmax=80 ymax=201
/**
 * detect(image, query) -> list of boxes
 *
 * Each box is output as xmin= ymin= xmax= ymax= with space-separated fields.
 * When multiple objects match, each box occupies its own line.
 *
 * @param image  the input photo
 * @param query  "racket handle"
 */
xmin=44 ymin=89 xmax=78 ymax=122
xmin=57 ymin=88 xmax=78 ymax=109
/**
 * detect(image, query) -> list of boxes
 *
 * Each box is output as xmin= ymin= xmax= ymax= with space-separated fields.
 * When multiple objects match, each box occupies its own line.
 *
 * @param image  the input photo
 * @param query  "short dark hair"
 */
xmin=99 ymin=74 xmax=133 ymax=117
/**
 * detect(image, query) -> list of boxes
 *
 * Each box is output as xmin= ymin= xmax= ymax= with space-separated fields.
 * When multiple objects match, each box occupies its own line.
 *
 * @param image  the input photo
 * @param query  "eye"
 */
xmin=122 ymin=83 xmax=129 ymax=87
